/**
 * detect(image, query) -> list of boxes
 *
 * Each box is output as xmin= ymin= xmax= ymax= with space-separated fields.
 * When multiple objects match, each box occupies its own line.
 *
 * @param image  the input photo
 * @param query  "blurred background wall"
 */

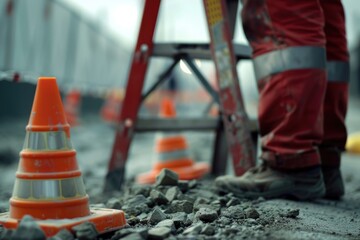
xmin=0 ymin=0 xmax=130 ymax=90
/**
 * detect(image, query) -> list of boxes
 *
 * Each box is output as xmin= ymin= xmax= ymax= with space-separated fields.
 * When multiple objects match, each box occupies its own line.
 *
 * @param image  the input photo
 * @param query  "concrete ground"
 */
xmin=261 ymin=97 xmax=360 ymax=239
xmin=0 ymin=98 xmax=360 ymax=239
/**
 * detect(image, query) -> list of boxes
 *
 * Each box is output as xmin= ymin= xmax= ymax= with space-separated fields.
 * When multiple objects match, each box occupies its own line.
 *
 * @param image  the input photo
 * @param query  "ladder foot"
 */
xmin=103 ymin=168 xmax=125 ymax=193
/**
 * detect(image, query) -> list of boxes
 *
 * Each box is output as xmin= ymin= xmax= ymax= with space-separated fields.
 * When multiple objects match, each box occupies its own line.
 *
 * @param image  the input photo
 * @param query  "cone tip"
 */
xmin=27 ymin=76 xmax=70 ymax=134
xmin=36 ymin=77 xmax=58 ymax=90
xmin=38 ymin=76 xmax=57 ymax=81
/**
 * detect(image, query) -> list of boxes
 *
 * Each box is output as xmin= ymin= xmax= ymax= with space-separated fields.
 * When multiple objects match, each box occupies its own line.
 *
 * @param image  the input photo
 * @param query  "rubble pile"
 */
xmin=0 ymin=169 xmax=301 ymax=239
xmin=103 ymin=169 xmax=300 ymax=240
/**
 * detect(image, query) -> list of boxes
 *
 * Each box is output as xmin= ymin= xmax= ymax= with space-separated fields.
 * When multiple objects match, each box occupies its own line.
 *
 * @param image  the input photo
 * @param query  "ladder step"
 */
xmin=152 ymin=43 xmax=252 ymax=60
xmin=135 ymin=117 xmax=258 ymax=132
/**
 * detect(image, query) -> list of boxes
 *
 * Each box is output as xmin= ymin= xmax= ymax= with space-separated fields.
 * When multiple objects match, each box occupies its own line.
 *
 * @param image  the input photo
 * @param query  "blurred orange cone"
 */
xmin=209 ymin=104 xmax=219 ymax=117
xmin=0 ymin=77 xmax=126 ymax=237
xmin=100 ymin=89 xmax=123 ymax=123
xmin=64 ymin=89 xmax=81 ymax=126
xmin=136 ymin=97 xmax=210 ymax=184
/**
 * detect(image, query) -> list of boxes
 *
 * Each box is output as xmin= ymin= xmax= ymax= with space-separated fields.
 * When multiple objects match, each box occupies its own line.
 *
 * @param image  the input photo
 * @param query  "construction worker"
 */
xmin=216 ymin=0 xmax=349 ymax=200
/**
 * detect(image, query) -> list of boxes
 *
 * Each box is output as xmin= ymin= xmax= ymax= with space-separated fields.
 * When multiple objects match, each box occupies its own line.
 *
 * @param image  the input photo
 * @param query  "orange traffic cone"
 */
xmin=136 ymin=97 xmax=210 ymax=184
xmin=209 ymin=104 xmax=219 ymax=117
xmin=64 ymin=89 xmax=81 ymax=126
xmin=100 ymin=89 xmax=123 ymax=123
xmin=0 ymin=77 xmax=126 ymax=236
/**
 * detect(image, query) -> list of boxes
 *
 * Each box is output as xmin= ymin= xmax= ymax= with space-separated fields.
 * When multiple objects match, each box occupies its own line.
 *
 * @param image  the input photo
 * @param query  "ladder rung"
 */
xmin=152 ymin=43 xmax=252 ymax=60
xmin=135 ymin=117 xmax=258 ymax=132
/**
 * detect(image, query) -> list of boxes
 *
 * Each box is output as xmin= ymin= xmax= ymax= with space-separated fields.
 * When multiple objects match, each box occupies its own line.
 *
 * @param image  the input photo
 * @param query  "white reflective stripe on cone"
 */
xmin=32 ymin=179 xmax=60 ymax=199
xmin=157 ymin=149 xmax=190 ymax=162
xmin=253 ymin=46 xmax=326 ymax=81
xmin=327 ymin=61 xmax=350 ymax=82
xmin=12 ymin=177 xmax=86 ymax=200
xmin=23 ymin=131 xmax=73 ymax=151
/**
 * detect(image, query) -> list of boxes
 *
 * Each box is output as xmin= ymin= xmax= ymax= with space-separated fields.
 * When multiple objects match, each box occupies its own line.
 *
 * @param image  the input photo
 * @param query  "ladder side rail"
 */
xmin=225 ymin=0 xmax=239 ymax=39
xmin=203 ymin=0 xmax=256 ymax=176
xmin=105 ymin=0 xmax=162 ymax=192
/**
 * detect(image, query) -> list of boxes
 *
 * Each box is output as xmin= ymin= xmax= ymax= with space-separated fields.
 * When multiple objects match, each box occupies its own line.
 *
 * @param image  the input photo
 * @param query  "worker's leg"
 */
xmin=319 ymin=0 xmax=349 ymax=199
xmin=244 ymin=0 xmax=327 ymax=169
xmin=216 ymin=0 xmax=327 ymax=199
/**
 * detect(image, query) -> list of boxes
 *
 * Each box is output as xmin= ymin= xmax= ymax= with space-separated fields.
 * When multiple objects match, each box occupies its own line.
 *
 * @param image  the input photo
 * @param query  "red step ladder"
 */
xmin=104 ymin=0 xmax=257 ymax=191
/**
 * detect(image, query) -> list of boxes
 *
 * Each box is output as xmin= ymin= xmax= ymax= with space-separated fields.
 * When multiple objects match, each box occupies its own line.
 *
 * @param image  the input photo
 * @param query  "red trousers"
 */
xmin=242 ymin=0 xmax=349 ymax=169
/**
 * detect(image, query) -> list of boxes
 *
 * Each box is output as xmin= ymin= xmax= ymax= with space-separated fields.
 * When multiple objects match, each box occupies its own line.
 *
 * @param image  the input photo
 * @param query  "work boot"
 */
xmin=322 ymin=167 xmax=344 ymax=199
xmin=215 ymin=163 xmax=326 ymax=200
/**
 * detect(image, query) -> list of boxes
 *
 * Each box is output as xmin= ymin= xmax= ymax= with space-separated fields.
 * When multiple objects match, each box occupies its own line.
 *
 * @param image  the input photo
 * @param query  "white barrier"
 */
xmin=0 ymin=0 xmax=129 ymax=95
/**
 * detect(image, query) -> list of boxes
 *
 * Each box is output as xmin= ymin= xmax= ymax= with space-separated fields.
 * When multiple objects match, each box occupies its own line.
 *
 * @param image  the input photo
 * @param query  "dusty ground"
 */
xmin=0 ymin=98 xmax=360 ymax=239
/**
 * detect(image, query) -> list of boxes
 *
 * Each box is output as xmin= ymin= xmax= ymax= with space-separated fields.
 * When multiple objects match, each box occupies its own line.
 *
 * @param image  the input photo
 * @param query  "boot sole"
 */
xmin=223 ymin=179 xmax=326 ymax=200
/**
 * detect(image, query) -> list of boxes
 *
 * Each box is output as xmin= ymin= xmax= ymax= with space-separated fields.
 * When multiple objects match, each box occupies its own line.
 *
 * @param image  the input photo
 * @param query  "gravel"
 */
xmin=170 ymin=212 xmax=187 ymax=228
xmin=148 ymin=227 xmax=171 ymax=240
xmin=165 ymin=200 xmax=193 ymax=214
xmin=12 ymin=215 xmax=46 ymax=240
xmin=182 ymin=223 xmax=203 ymax=235
xmin=72 ymin=222 xmax=98 ymax=240
xmin=148 ymin=207 xmax=167 ymax=225
xmin=155 ymin=220 xmax=176 ymax=233
xmin=280 ymin=209 xmax=300 ymax=218
xmin=112 ymin=227 xmax=148 ymax=240
xmin=0 ymin=228 xmax=14 ymax=240
xmin=48 ymin=229 xmax=74 ymax=240
xmin=89 ymin=171 xmax=309 ymax=239
xmin=165 ymin=187 xmax=182 ymax=203
xmin=155 ymin=169 xmax=179 ymax=186
xmin=200 ymin=224 xmax=215 ymax=236
xmin=1 ymin=170 xmax=352 ymax=240
xmin=150 ymin=190 xmax=169 ymax=205
xmin=195 ymin=208 xmax=218 ymax=222
xmin=221 ymin=205 xmax=246 ymax=220
xmin=226 ymin=198 xmax=240 ymax=207
xmin=121 ymin=195 xmax=150 ymax=216
xmin=106 ymin=198 xmax=122 ymax=209
xmin=120 ymin=232 xmax=144 ymax=240
xmin=245 ymin=208 xmax=260 ymax=219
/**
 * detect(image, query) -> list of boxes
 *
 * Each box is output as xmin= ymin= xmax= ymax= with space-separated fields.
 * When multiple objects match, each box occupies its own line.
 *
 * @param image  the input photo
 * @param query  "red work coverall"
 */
xmin=241 ymin=0 xmax=349 ymax=169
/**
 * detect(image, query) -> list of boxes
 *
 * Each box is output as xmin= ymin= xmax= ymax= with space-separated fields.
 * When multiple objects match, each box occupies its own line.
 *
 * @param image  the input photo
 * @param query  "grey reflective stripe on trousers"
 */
xmin=327 ymin=61 xmax=350 ymax=82
xmin=253 ymin=46 xmax=326 ymax=81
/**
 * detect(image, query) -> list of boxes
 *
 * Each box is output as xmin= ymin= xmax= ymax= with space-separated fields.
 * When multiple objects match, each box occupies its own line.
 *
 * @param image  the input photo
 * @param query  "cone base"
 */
xmin=0 ymin=208 xmax=126 ymax=237
xmin=10 ymin=196 xmax=90 ymax=220
xmin=136 ymin=162 xmax=210 ymax=184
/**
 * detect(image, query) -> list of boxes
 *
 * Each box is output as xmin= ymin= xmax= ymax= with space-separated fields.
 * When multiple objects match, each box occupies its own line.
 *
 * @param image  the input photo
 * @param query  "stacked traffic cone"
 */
xmin=64 ymin=89 xmax=81 ymax=126
xmin=208 ymin=104 xmax=219 ymax=117
xmin=136 ymin=97 xmax=210 ymax=184
xmin=100 ymin=89 xmax=123 ymax=123
xmin=0 ymin=77 xmax=126 ymax=237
